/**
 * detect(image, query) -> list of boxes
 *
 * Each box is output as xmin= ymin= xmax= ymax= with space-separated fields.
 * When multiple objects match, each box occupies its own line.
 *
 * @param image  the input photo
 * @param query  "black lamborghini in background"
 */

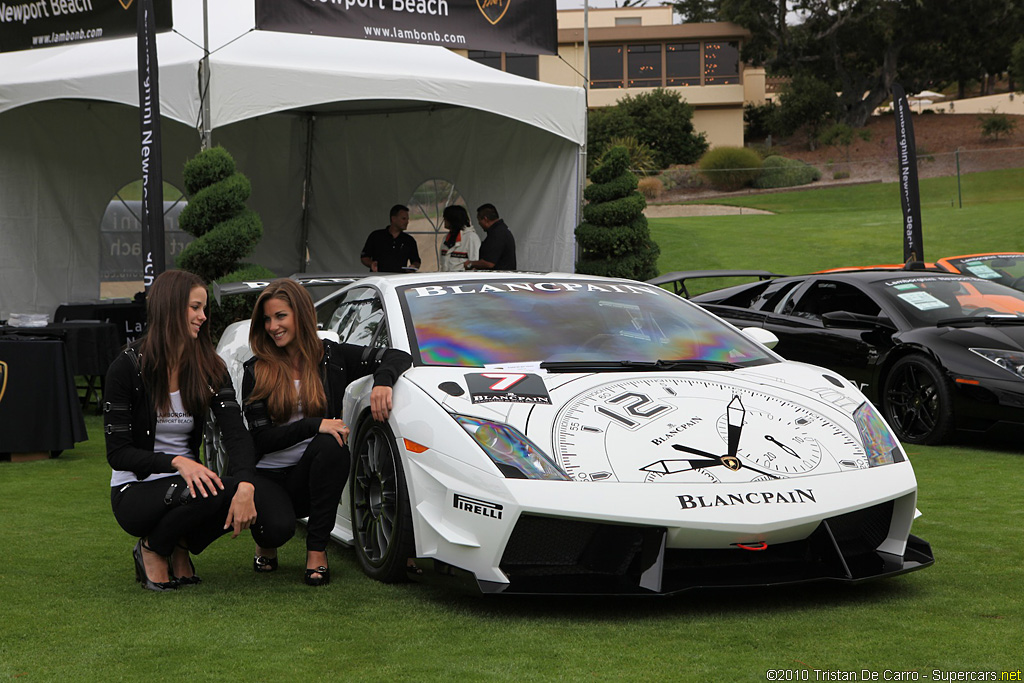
xmin=686 ymin=270 xmax=1024 ymax=445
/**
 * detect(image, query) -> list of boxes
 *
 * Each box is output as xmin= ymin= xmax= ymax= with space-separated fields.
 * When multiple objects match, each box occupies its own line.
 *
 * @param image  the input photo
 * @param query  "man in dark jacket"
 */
xmin=464 ymin=203 xmax=516 ymax=271
xmin=360 ymin=204 xmax=421 ymax=273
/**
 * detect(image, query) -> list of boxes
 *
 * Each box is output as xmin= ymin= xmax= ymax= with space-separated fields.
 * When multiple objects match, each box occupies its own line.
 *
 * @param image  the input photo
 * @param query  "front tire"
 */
xmin=351 ymin=420 xmax=415 ymax=583
xmin=882 ymin=354 xmax=955 ymax=445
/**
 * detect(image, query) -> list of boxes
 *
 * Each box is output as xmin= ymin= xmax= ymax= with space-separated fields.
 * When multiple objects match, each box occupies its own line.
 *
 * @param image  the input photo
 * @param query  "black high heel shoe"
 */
xmin=254 ymin=554 xmax=279 ymax=573
xmin=133 ymin=539 xmax=178 ymax=592
xmin=304 ymin=565 xmax=330 ymax=586
xmin=171 ymin=544 xmax=202 ymax=586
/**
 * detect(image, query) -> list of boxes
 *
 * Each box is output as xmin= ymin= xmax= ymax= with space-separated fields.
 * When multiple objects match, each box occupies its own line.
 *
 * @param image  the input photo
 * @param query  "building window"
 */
xmin=704 ymin=41 xmax=739 ymax=84
xmin=615 ymin=17 xmax=641 ymax=26
xmin=665 ymin=42 xmax=700 ymax=86
xmin=590 ymin=45 xmax=624 ymax=89
xmin=468 ymin=51 xmax=538 ymax=80
xmin=505 ymin=53 xmax=539 ymax=80
xmin=627 ymin=44 xmax=661 ymax=88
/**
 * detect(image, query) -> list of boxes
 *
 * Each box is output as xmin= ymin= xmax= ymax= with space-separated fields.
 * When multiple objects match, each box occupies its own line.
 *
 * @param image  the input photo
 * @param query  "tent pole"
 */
xmin=200 ymin=0 xmax=212 ymax=149
xmin=297 ymin=114 xmax=316 ymax=273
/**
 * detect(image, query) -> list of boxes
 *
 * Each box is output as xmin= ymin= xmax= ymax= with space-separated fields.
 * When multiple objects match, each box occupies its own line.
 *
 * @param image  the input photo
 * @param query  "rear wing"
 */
xmin=646 ymin=270 xmax=782 ymax=298
xmin=211 ymin=273 xmax=367 ymax=304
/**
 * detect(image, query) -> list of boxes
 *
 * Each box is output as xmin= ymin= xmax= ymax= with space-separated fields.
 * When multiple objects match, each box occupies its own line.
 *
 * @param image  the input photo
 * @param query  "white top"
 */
xmin=440 ymin=226 xmax=482 ymax=272
xmin=258 ymin=380 xmax=314 ymax=470
xmin=110 ymin=391 xmax=194 ymax=488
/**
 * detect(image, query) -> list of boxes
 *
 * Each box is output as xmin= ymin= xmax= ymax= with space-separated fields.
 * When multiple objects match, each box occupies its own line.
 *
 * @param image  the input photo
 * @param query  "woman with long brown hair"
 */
xmin=105 ymin=269 xmax=257 ymax=591
xmin=242 ymin=279 xmax=410 ymax=585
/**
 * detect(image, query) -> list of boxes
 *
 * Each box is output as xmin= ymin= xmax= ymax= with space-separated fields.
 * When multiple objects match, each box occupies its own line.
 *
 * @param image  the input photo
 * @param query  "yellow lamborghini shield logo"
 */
xmin=119 ymin=0 xmax=133 ymax=9
xmin=0 ymin=361 xmax=7 ymax=404
xmin=722 ymin=456 xmax=741 ymax=472
xmin=477 ymin=0 xmax=509 ymax=25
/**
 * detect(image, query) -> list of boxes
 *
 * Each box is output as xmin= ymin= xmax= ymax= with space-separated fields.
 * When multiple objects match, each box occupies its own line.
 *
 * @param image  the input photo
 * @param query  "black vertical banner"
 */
xmin=892 ymin=83 xmax=923 ymax=263
xmin=137 ymin=0 xmax=165 ymax=291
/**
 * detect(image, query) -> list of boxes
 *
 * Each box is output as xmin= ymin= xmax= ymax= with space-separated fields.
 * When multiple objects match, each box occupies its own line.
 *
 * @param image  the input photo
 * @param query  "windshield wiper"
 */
xmin=936 ymin=315 xmax=1024 ymax=328
xmin=541 ymin=359 xmax=742 ymax=373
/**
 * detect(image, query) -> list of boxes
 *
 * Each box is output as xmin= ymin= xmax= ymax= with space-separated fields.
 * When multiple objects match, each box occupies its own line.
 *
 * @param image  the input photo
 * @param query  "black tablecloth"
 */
xmin=0 ymin=337 xmax=87 ymax=453
xmin=0 ymin=321 xmax=121 ymax=376
xmin=55 ymin=301 xmax=145 ymax=348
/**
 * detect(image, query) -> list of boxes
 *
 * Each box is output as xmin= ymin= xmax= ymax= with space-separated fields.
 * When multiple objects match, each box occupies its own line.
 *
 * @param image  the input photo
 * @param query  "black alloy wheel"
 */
xmin=882 ymin=354 xmax=955 ymax=445
xmin=351 ymin=421 xmax=415 ymax=582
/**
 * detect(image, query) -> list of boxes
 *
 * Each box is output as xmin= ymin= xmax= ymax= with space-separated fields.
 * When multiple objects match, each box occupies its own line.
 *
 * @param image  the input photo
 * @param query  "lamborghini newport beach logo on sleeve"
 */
xmin=476 ymin=0 xmax=509 ymax=25
xmin=0 ymin=361 xmax=7 ymax=404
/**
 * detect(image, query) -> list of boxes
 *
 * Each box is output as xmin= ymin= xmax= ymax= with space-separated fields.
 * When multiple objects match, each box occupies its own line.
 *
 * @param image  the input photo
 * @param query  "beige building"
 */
xmin=457 ymin=7 xmax=766 ymax=150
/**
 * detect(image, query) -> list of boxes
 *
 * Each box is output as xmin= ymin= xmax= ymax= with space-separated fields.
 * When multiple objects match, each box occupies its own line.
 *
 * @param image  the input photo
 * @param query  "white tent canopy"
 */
xmin=0 ymin=0 xmax=585 ymax=319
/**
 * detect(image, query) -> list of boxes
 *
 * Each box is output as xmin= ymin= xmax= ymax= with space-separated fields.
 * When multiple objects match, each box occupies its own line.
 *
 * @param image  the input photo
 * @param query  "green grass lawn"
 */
xmin=2 ymin=418 xmax=1022 ymax=681
xmin=651 ymin=168 xmax=1024 ymax=296
xmin=3 ymin=171 xmax=1023 ymax=680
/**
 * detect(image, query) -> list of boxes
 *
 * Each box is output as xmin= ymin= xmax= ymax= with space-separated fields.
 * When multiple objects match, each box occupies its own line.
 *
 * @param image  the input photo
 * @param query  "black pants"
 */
xmin=111 ymin=474 xmax=241 ymax=557
xmin=251 ymin=433 xmax=349 ymax=553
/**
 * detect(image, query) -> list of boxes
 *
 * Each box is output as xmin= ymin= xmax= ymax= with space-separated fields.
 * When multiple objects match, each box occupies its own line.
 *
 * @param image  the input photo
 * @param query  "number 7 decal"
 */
xmin=481 ymin=373 xmax=527 ymax=391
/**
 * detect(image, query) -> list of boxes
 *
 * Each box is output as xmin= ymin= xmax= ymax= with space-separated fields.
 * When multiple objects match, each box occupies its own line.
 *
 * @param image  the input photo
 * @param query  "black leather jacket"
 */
xmin=241 ymin=339 xmax=411 ymax=460
xmin=103 ymin=343 xmax=256 ymax=484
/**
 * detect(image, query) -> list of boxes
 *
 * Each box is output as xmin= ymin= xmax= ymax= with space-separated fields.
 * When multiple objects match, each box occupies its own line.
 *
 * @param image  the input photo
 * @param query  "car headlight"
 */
xmin=453 ymin=415 xmax=570 ymax=481
xmin=853 ymin=401 xmax=904 ymax=467
xmin=970 ymin=348 xmax=1024 ymax=379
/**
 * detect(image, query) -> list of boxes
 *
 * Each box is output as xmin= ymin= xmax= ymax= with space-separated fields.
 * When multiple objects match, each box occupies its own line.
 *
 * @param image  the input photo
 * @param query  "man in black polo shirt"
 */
xmin=464 ymin=204 xmax=516 ymax=271
xmin=360 ymin=204 xmax=422 ymax=273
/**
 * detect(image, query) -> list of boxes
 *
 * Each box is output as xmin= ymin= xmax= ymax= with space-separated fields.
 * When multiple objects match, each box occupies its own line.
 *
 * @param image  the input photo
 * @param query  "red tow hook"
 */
xmin=733 ymin=541 xmax=768 ymax=551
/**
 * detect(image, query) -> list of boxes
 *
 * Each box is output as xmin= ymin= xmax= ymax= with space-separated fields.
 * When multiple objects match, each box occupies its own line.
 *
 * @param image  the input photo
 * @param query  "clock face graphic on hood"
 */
xmin=552 ymin=377 xmax=865 ymax=484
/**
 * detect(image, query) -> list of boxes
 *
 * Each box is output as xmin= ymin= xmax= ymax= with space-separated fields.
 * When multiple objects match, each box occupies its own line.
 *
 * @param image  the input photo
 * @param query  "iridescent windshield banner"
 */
xmin=255 ymin=0 xmax=556 ymax=56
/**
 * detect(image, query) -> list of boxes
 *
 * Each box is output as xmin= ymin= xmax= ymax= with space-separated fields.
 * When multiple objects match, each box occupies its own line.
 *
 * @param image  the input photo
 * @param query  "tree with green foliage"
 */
xmin=772 ymin=74 xmax=838 ymax=150
xmin=666 ymin=0 xmax=720 ymax=22
xmin=818 ymin=123 xmax=872 ymax=164
xmin=177 ymin=146 xmax=275 ymax=338
xmin=588 ymin=89 xmax=708 ymax=172
xmin=576 ymin=147 xmax=659 ymax=281
xmin=979 ymin=111 xmax=1017 ymax=141
xmin=1011 ymin=38 xmax=1024 ymax=91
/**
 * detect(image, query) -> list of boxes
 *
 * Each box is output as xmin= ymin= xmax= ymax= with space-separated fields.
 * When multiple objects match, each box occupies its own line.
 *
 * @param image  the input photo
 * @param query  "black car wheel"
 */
xmin=351 ymin=420 xmax=415 ymax=583
xmin=882 ymin=355 xmax=955 ymax=445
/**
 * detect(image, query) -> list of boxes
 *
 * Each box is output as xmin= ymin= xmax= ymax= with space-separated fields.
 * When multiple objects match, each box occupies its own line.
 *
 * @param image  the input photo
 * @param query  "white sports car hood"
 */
xmin=403 ymin=361 xmax=900 ymax=485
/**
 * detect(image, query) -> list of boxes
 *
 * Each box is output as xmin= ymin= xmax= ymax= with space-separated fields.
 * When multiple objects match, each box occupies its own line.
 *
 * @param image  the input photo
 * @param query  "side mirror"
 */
xmin=741 ymin=327 xmax=779 ymax=349
xmin=821 ymin=311 xmax=893 ymax=330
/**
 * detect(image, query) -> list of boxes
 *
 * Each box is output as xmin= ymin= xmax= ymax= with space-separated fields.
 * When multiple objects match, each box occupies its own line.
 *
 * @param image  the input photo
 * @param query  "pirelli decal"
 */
xmin=453 ymin=493 xmax=503 ymax=520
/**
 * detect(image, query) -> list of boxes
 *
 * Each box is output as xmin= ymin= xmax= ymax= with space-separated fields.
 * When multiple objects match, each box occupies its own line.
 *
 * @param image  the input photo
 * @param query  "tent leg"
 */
xmin=297 ymin=114 xmax=316 ymax=274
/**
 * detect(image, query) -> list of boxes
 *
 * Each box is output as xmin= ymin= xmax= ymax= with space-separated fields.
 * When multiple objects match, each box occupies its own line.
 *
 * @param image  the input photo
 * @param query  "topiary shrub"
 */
xmin=754 ymin=156 xmax=822 ymax=189
xmin=698 ymin=146 xmax=763 ymax=191
xmin=177 ymin=146 xmax=275 ymax=340
xmin=576 ymin=146 xmax=659 ymax=281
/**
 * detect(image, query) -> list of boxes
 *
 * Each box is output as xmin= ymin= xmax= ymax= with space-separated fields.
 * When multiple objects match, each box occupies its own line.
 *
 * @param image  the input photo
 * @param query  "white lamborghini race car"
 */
xmin=211 ymin=272 xmax=933 ymax=594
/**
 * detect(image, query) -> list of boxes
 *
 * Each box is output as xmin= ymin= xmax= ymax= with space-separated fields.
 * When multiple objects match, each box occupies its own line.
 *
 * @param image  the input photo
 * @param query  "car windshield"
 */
xmin=399 ymin=278 xmax=776 ymax=367
xmin=942 ymin=254 xmax=1024 ymax=290
xmin=873 ymin=275 xmax=1024 ymax=326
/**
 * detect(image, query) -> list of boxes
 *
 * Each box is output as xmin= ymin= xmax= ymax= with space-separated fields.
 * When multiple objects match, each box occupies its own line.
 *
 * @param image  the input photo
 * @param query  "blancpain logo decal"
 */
xmin=678 ymin=489 xmax=816 ymax=509
xmin=650 ymin=417 xmax=702 ymax=446
xmin=412 ymin=282 xmax=660 ymax=297
xmin=453 ymin=493 xmax=503 ymax=519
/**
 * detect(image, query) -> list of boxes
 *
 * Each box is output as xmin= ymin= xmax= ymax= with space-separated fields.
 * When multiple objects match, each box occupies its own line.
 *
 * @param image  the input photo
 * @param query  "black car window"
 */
xmin=788 ymin=281 xmax=880 ymax=321
xmin=756 ymin=280 xmax=801 ymax=311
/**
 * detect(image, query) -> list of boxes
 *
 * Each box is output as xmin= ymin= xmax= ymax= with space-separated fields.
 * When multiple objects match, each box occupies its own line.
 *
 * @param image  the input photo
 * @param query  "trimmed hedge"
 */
xmin=698 ymin=146 xmax=763 ymax=191
xmin=754 ymin=155 xmax=822 ymax=189
xmin=575 ymin=145 xmax=659 ymax=281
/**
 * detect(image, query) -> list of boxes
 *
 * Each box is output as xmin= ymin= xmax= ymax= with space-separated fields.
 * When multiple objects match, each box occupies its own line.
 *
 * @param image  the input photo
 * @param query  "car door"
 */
xmin=763 ymin=279 xmax=883 ymax=391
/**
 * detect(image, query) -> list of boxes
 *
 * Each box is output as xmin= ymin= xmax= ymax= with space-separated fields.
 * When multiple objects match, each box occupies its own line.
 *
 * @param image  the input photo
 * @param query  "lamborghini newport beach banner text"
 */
xmin=137 ymin=0 xmax=164 ymax=289
xmin=254 ymin=0 xmax=556 ymax=56
xmin=891 ymin=83 xmax=924 ymax=264
xmin=0 ymin=0 xmax=171 ymax=52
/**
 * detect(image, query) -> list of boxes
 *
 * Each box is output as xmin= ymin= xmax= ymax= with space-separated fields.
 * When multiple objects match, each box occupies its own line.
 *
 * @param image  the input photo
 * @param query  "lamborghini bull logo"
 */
xmin=476 ymin=0 xmax=509 ymax=25
xmin=0 ymin=361 xmax=7 ymax=404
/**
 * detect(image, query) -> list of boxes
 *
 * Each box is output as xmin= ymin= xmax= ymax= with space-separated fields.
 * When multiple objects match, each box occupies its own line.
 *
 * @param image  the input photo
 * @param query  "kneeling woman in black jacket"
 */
xmin=105 ymin=270 xmax=258 ymax=591
xmin=242 ymin=279 xmax=411 ymax=585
